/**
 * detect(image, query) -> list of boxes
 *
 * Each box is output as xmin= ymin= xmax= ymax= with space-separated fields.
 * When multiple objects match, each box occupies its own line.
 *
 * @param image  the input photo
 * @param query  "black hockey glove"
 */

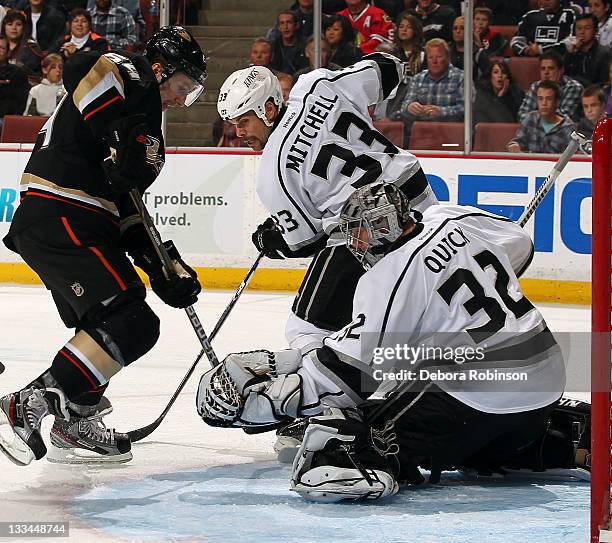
xmin=103 ymin=114 xmax=150 ymax=194
xmin=130 ymin=240 xmax=201 ymax=308
xmin=252 ymin=217 xmax=291 ymax=259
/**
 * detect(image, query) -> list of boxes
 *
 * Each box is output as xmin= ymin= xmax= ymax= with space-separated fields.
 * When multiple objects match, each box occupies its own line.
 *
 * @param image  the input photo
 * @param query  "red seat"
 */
xmin=373 ymin=120 xmax=404 ymax=148
xmin=507 ymin=57 xmax=540 ymax=92
xmin=1 ymin=115 xmax=49 ymax=143
xmin=474 ymin=122 xmax=521 ymax=152
xmin=408 ymin=122 xmax=465 ymax=151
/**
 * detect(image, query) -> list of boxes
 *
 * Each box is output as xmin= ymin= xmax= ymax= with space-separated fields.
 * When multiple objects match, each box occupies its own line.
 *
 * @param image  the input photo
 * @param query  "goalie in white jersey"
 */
xmin=197 ymin=183 xmax=590 ymax=501
xmin=217 ymin=54 xmax=437 ymax=350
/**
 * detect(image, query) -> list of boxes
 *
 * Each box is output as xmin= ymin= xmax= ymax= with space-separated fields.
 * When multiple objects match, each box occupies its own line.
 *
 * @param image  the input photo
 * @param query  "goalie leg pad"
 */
xmin=290 ymin=408 xmax=398 ymax=502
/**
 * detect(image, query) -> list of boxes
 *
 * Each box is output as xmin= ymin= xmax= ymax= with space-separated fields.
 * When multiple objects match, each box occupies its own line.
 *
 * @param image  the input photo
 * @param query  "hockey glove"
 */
xmin=103 ymin=114 xmax=150 ymax=194
xmin=196 ymin=350 xmax=303 ymax=431
xmin=252 ymin=217 xmax=291 ymax=259
xmin=130 ymin=240 xmax=201 ymax=308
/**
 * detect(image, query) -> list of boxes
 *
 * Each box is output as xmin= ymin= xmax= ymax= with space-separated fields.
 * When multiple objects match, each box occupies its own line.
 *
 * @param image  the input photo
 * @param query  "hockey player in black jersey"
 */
xmin=511 ymin=0 xmax=575 ymax=56
xmin=196 ymin=183 xmax=590 ymax=501
xmin=0 ymin=26 xmax=206 ymax=466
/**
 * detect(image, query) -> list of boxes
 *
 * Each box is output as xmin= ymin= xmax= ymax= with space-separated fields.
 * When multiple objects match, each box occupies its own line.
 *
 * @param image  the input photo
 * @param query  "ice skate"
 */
xmin=48 ymin=397 xmax=132 ymax=464
xmin=0 ymin=385 xmax=67 ymax=466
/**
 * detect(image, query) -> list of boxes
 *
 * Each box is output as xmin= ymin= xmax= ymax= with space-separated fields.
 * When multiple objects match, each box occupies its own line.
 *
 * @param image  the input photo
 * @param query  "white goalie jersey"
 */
xmin=256 ymin=54 xmax=437 ymax=252
xmin=297 ymin=205 xmax=566 ymax=415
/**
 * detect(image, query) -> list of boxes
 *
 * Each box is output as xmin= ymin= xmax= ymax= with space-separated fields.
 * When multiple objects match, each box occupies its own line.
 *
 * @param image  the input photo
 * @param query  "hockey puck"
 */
xmin=0 ymin=361 xmax=4 ymax=374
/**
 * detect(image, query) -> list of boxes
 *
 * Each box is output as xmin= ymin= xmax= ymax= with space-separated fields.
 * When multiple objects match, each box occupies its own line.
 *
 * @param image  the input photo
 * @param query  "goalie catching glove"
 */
xmin=196 ymin=349 xmax=303 ymax=431
xmin=130 ymin=240 xmax=201 ymax=308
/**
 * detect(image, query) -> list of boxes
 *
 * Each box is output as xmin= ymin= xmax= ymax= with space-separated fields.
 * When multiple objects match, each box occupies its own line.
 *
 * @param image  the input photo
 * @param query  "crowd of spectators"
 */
xmin=216 ymin=0 xmax=612 ymax=153
xmin=0 ymin=0 xmax=155 ymax=129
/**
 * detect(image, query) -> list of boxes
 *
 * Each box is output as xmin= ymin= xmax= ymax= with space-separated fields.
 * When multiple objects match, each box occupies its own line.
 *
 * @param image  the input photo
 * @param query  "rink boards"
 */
xmin=0 ymin=146 xmax=593 ymax=304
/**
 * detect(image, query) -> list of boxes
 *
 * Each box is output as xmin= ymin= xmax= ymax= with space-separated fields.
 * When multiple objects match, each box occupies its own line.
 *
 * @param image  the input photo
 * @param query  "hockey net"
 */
xmin=592 ymin=117 xmax=612 ymax=543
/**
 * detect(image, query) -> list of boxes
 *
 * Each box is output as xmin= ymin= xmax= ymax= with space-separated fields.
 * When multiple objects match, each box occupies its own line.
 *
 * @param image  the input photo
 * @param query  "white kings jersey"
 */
xmin=296 ymin=205 xmax=565 ymax=415
xmin=256 ymin=54 xmax=437 ymax=253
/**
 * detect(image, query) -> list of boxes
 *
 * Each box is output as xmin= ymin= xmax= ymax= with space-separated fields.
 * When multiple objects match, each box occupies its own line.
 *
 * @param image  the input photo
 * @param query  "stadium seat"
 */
xmin=408 ymin=122 xmax=465 ymax=151
xmin=507 ymin=57 xmax=540 ymax=92
xmin=373 ymin=120 xmax=404 ymax=148
xmin=490 ymin=25 xmax=517 ymax=56
xmin=0 ymin=115 xmax=49 ymax=143
xmin=473 ymin=122 xmax=521 ymax=152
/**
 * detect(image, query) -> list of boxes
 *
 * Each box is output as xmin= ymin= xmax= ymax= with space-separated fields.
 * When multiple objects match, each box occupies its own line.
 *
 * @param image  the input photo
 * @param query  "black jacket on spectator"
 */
xmin=563 ymin=41 xmax=612 ymax=87
xmin=450 ymin=44 xmax=490 ymax=80
xmin=511 ymin=7 xmax=575 ymax=56
xmin=9 ymin=39 xmax=44 ymax=77
xmin=473 ymin=83 xmax=525 ymax=125
xmin=292 ymin=8 xmax=313 ymax=42
xmin=52 ymin=32 xmax=110 ymax=58
xmin=0 ymin=63 xmax=30 ymax=118
xmin=480 ymin=0 xmax=528 ymax=25
xmin=329 ymin=41 xmax=363 ymax=67
xmin=25 ymin=4 xmax=67 ymax=52
xmin=410 ymin=4 xmax=456 ymax=43
xmin=270 ymin=37 xmax=307 ymax=75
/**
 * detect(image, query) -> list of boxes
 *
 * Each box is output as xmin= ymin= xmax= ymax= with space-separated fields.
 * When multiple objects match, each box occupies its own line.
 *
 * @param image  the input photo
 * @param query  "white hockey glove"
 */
xmin=196 ymin=349 xmax=303 ymax=432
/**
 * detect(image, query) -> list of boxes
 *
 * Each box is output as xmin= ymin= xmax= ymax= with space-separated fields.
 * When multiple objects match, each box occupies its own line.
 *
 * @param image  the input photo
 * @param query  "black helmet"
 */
xmin=145 ymin=25 xmax=207 ymax=103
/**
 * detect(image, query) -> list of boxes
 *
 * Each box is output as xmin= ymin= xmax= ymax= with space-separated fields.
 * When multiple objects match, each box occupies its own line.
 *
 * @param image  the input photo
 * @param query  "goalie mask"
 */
xmin=340 ymin=183 xmax=413 ymax=269
xmin=217 ymin=66 xmax=283 ymax=126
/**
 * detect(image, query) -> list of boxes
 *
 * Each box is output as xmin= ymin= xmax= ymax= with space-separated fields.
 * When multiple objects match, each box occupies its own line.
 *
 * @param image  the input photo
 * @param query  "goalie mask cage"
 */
xmin=593 ymin=116 xmax=612 ymax=543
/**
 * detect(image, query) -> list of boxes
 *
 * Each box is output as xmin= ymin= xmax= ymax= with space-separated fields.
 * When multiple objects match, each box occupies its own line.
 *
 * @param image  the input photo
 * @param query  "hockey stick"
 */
xmin=517 ymin=131 xmax=587 ymax=227
xmin=366 ymin=133 xmax=586 ymax=426
xmin=129 ymin=189 xmax=219 ymax=367
xmin=127 ymin=251 xmax=265 ymax=442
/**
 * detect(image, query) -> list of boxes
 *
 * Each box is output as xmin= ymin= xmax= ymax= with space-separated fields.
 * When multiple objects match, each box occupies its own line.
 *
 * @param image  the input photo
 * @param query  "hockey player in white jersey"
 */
xmin=217 ymin=55 xmax=438 ymax=351
xmin=197 ymin=183 xmax=590 ymax=501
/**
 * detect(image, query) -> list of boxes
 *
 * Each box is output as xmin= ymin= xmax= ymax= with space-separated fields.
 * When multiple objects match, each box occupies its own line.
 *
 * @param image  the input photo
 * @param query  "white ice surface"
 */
xmin=0 ymin=286 xmax=590 ymax=543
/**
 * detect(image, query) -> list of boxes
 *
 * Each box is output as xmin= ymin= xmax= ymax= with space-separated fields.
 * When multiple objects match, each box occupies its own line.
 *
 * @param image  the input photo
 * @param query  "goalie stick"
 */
xmin=127 ymin=251 xmax=265 ymax=442
xmin=366 ymin=132 xmax=585 ymax=426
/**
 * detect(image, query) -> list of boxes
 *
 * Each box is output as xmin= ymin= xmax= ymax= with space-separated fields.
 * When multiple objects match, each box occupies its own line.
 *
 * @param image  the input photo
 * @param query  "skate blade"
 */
xmin=0 ymin=410 xmax=35 ymax=466
xmin=47 ymin=444 xmax=132 ymax=465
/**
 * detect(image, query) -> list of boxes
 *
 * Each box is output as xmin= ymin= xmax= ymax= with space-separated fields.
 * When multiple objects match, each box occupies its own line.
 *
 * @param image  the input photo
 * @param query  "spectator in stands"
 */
xmin=25 ymin=0 xmax=66 ymax=53
xmin=323 ymin=13 xmax=363 ymax=67
xmin=87 ymin=0 xmax=146 ymax=44
xmin=511 ymin=0 xmax=575 ymax=57
xmin=473 ymin=7 xmax=507 ymax=57
xmin=508 ymin=80 xmax=575 ymax=153
xmin=577 ymin=84 xmax=606 ymax=139
xmin=292 ymin=0 xmax=313 ymax=41
xmin=479 ymin=0 xmax=528 ymax=26
xmin=91 ymin=0 xmax=137 ymax=50
xmin=54 ymin=8 xmax=109 ymax=59
xmin=276 ymin=71 xmax=293 ymax=101
xmin=473 ymin=60 xmax=525 ymax=124
xmin=338 ymin=0 xmax=395 ymax=54
xmin=249 ymin=37 xmax=274 ymax=69
xmin=563 ymin=13 xmax=611 ymax=86
xmin=449 ymin=15 xmax=490 ymax=80
xmin=1 ymin=10 xmax=43 ymax=77
xmin=0 ymin=35 xmax=30 ymax=130
xmin=401 ymin=37 xmax=464 ymax=136
xmin=270 ymin=10 xmax=307 ymax=75
xmin=518 ymin=51 xmax=583 ymax=121
xmin=394 ymin=12 xmax=426 ymax=76
xmin=409 ymin=0 xmax=455 ymax=43
xmin=23 ymin=52 xmax=62 ymax=115
xmin=589 ymin=0 xmax=612 ymax=48
xmin=212 ymin=116 xmax=243 ymax=148
xmin=293 ymin=36 xmax=341 ymax=81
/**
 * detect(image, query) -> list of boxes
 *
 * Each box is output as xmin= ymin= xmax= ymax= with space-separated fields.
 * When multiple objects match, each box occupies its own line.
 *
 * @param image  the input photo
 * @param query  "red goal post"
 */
xmin=592 ymin=116 xmax=612 ymax=543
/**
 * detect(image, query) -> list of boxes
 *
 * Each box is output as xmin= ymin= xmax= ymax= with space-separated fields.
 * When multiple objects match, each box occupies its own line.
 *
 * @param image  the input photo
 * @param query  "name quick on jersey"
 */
xmin=424 ymin=227 xmax=470 ymax=273
xmin=286 ymin=94 xmax=339 ymax=173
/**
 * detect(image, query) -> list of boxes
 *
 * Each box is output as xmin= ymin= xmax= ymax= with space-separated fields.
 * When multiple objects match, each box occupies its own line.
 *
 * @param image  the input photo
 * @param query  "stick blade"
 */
xmin=127 ymin=420 xmax=162 ymax=443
